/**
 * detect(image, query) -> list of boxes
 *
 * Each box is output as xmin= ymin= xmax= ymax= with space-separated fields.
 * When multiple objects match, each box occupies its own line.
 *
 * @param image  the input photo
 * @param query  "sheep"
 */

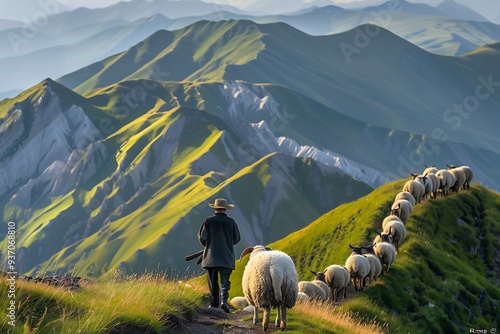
xmin=423 ymin=165 xmax=438 ymax=175
xmin=435 ymin=169 xmax=456 ymax=196
xmin=447 ymin=165 xmax=466 ymax=193
xmin=311 ymin=267 xmax=350 ymax=303
xmin=382 ymin=221 xmax=406 ymax=253
xmin=394 ymin=191 xmax=415 ymax=207
xmin=345 ymin=245 xmax=371 ymax=291
xmin=411 ymin=173 xmax=433 ymax=200
xmin=373 ymin=233 xmax=397 ymax=275
xmin=390 ymin=199 xmax=413 ymax=223
xmin=230 ymin=296 xmax=249 ymax=309
xmin=298 ymin=281 xmax=327 ymax=302
xmin=361 ymin=244 xmax=382 ymax=283
xmin=382 ymin=215 xmax=403 ymax=230
xmin=310 ymin=277 xmax=331 ymax=301
xmin=459 ymin=166 xmax=473 ymax=189
xmin=402 ymin=179 xmax=425 ymax=203
xmin=425 ymin=172 xmax=439 ymax=199
xmin=241 ymin=245 xmax=298 ymax=331
xmin=296 ymin=292 xmax=310 ymax=304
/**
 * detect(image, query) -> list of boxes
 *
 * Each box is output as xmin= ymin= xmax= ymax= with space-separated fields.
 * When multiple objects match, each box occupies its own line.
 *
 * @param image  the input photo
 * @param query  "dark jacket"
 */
xmin=198 ymin=212 xmax=241 ymax=269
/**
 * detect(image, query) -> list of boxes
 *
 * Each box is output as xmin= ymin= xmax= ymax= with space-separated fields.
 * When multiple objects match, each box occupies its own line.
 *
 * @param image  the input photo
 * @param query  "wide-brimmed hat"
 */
xmin=208 ymin=198 xmax=235 ymax=210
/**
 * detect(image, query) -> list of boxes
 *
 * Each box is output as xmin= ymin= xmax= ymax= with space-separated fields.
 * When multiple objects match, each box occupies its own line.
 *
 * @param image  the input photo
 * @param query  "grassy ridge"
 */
xmin=2 ymin=181 xmax=498 ymax=333
xmin=231 ymin=181 xmax=500 ymax=333
xmin=0 ymin=272 xmax=206 ymax=333
xmin=0 ymin=273 xmax=388 ymax=334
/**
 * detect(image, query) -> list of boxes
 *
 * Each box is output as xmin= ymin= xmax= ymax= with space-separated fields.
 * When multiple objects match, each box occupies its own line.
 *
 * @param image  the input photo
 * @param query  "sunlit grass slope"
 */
xmin=0 ymin=272 xmax=205 ymax=334
xmin=231 ymin=180 xmax=500 ymax=333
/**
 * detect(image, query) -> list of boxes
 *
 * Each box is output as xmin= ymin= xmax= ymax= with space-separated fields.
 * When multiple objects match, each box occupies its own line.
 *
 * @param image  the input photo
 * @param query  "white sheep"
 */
xmin=373 ymin=233 xmax=397 ymax=275
xmin=382 ymin=220 xmax=406 ymax=253
xmin=361 ymin=244 xmax=382 ymax=283
xmin=402 ymin=179 xmax=425 ymax=203
xmin=425 ymin=173 xmax=439 ymax=199
xmin=391 ymin=199 xmax=413 ymax=223
xmin=411 ymin=173 xmax=433 ymax=200
xmin=298 ymin=281 xmax=327 ymax=302
xmin=311 ymin=267 xmax=349 ymax=303
xmin=382 ymin=215 xmax=403 ymax=230
xmin=423 ymin=165 xmax=438 ymax=175
xmin=241 ymin=245 xmax=298 ymax=331
xmin=447 ymin=165 xmax=466 ymax=193
xmin=458 ymin=166 xmax=473 ymax=190
xmin=230 ymin=296 xmax=249 ymax=309
xmin=435 ymin=169 xmax=456 ymax=196
xmin=345 ymin=245 xmax=371 ymax=291
xmin=394 ymin=191 xmax=415 ymax=207
xmin=311 ymin=280 xmax=330 ymax=301
xmin=296 ymin=291 xmax=310 ymax=304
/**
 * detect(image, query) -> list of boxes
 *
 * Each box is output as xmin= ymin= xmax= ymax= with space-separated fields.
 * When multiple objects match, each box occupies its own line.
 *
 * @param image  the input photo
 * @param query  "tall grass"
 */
xmin=287 ymin=300 xmax=388 ymax=334
xmin=0 ymin=271 xmax=206 ymax=333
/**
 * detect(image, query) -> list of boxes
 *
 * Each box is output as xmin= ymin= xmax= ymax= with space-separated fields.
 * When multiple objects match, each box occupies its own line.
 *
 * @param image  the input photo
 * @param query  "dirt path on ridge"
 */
xmin=164 ymin=285 xmax=359 ymax=334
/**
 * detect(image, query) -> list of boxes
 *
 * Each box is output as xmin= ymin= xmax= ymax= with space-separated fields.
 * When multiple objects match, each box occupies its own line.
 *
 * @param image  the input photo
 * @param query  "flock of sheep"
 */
xmin=233 ymin=164 xmax=473 ymax=331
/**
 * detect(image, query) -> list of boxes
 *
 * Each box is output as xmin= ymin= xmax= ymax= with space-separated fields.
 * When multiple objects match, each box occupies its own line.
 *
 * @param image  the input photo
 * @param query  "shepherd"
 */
xmin=198 ymin=198 xmax=241 ymax=313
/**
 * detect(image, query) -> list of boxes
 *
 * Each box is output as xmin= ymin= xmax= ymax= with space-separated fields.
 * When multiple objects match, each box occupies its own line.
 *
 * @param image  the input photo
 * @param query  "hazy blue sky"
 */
xmin=0 ymin=0 xmax=498 ymax=21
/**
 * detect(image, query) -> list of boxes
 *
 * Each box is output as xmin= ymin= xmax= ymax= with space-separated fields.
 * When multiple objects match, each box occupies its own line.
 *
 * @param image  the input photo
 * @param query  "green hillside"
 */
xmin=231 ymin=181 xmax=500 ymax=333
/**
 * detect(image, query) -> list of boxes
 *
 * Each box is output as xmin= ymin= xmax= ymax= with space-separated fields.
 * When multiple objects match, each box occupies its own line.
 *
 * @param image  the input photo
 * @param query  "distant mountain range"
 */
xmin=1 ymin=19 xmax=499 ymax=276
xmin=1 ymin=0 xmax=499 ymax=98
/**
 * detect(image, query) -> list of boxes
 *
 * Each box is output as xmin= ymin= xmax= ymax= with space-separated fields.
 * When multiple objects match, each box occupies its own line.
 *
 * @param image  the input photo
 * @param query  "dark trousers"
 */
xmin=206 ymin=267 xmax=232 ymax=307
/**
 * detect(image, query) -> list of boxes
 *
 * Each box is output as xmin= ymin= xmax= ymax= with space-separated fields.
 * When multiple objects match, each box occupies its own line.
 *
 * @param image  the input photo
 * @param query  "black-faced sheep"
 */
xmin=382 ymin=215 xmax=403 ymax=230
xmin=298 ymin=281 xmax=327 ymax=302
xmin=391 ymin=199 xmax=413 ymax=223
xmin=403 ymin=179 xmax=425 ymax=203
xmin=423 ymin=165 xmax=438 ymax=175
xmin=373 ymin=233 xmax=397 ymax=275
xmin=311 ymin=267 xmax=350 ymax=303
xmin=435 ymin=169 xmax=456 ymax=196
xmin=425 ymin=173 xmax=439 ymax=199
xmin=311 ymin=271 xmax=330 ymax=301
xmin=395 ymin=191 xmax=415 ymax=207
xmin=382 ymin=221 xmax=406 ymax=253
xmin=345 ymin=245 xmax=371 ymax=291
xmin=411 ymin=173 xmax=434 ymax=200
xmin=361 ymin=244 xmax=382 ymax=283
xmin=241 ymin=245 xmax=298 ymax=331
xmin=458 ymin=166 xmax=473 ymax=190
xmin=447 ymin=165 xmax=466 ymax=193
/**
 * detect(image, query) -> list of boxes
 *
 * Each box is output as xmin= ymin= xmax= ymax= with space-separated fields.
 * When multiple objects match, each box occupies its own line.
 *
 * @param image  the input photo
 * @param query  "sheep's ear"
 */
xmin=349 ymin=244 xmax=354 ymax=249
xmin=264 ymin=247 xmax=272 ymax=251
xmin=239 ymin=247 xmax=254 ymax=261
xmin=310 ymin=270 xmax=318 ymax=275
